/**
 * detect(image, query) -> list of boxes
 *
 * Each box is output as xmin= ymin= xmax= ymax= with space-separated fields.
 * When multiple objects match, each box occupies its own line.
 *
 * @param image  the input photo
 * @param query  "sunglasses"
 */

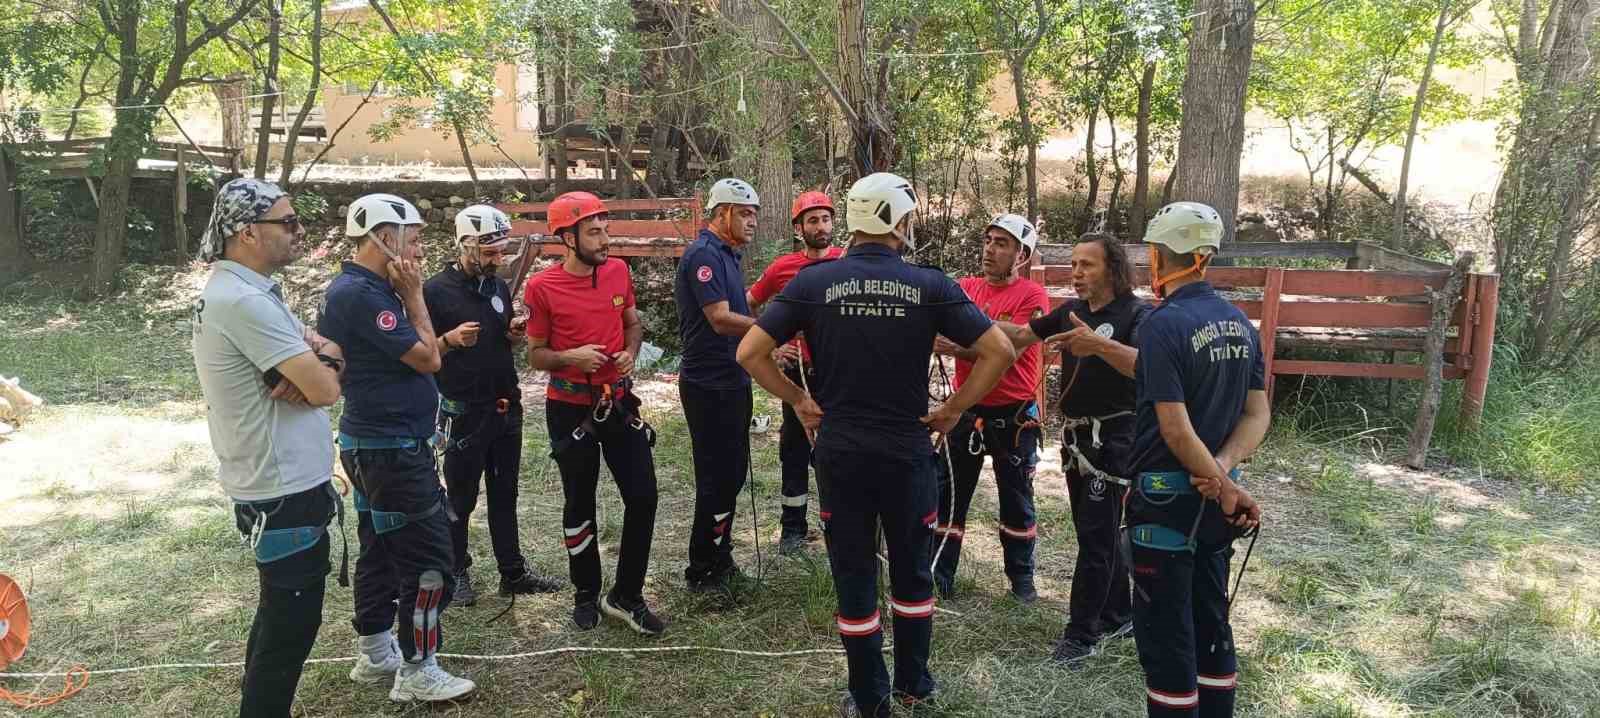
xmin=254 ymin=215 xmax=303 ymax=228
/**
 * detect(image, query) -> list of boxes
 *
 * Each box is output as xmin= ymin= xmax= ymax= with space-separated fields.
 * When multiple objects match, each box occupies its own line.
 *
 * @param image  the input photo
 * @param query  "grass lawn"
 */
xmin=1 ymin=294 xmax=1598 ymax=717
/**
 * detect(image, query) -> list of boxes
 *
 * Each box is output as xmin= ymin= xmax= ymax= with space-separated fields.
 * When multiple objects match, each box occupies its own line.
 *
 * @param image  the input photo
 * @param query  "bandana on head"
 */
xmin=199 ymin=178 xmax=287 ymax=262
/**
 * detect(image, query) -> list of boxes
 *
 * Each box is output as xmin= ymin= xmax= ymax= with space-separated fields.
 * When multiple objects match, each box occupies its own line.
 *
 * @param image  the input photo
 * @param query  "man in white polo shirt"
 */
xmin=191 ymin=178 xmax=346 ymax=718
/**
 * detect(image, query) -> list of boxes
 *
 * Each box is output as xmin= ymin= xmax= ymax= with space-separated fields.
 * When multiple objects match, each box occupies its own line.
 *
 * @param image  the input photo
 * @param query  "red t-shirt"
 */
xmin=525 ymin=258 xmax=636 ymax=405
xmin=953 ymin=276 xmax=1049 ymax=407
xmin=749 ymin=247 xmax=844 ymax=360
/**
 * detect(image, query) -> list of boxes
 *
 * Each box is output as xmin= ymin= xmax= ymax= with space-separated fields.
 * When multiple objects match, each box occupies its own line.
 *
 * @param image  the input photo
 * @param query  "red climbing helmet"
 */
xmin=547 ymin=192 xmax=608 ymax=235
xmin=790 ymin=191 xmax=835 ymax=223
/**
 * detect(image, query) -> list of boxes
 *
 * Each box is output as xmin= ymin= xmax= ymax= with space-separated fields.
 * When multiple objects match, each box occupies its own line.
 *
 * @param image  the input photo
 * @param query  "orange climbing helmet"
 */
xmin=791 ymin=191 xmax=834 ymax=223
xmin=547 ymin=192 xmax=608 ymax=236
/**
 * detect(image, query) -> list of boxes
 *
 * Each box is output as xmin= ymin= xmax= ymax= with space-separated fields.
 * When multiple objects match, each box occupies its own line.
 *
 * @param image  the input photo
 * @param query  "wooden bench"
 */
xmin=496 ymin=195 xmax=703 ymax=258
xmin=1028 ymin=241 xmax=1500 ymax=426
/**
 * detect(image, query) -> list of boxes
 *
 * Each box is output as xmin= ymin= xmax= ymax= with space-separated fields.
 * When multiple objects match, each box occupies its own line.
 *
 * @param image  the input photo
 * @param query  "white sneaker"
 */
xmin=389 ymin=661 xmax=476 ymax=702
xmin=348 ymin=636 xmax=402 ymax=684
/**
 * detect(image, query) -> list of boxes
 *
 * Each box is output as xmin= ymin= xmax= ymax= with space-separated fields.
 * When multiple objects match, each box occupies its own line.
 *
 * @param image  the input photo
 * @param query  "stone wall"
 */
xmin=294 ymin=177 xmax=625 ymax=232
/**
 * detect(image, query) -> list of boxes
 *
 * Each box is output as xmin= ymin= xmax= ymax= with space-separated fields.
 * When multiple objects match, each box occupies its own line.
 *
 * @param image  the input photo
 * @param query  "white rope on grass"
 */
xmin=0 ymin=643 xmax=893 ymax=679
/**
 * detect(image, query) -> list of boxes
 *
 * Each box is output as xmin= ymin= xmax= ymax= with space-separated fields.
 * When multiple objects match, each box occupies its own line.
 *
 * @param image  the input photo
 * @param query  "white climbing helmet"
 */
xmin=846 ymin=172 xmax=919 ymax=247
xmin=987 ymin=213 xmax=1038 ymax=255
xmin=455 ymin=204 xmax=512 ymax=244
xmin=706 ymin=178 xmax=760 ymax=211
xmin=1144 ymin=201 xmax=1223 ymax=255
xmin=346 ymin=193 xmax=424 ymax=238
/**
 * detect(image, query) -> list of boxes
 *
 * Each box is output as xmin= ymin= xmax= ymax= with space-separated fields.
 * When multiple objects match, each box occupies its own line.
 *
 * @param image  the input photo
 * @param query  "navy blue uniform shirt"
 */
xmin=1128 ymin=281 xmax=1265 ymax=475
xmin=756 ymin=243 xmax=992 ymax=457
xmin=675 ymin=229 xmax=752 ymax=389
xmin=1029 ymin=292 xmax=1152 ymax=419
xmin=320 ymin=261 xmax=439 ymax=439
xmin=423 ymin=265 xmax=517 ymax=404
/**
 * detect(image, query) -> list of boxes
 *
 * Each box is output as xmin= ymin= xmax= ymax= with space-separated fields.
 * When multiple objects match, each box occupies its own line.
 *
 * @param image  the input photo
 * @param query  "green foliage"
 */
xmin=1251 ymin=0 xmax=1481 ymax=237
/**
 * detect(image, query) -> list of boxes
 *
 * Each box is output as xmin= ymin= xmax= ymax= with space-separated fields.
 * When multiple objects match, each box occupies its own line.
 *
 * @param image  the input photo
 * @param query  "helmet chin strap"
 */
xmin=1149 ymin=245 xmax=1212 ymax=298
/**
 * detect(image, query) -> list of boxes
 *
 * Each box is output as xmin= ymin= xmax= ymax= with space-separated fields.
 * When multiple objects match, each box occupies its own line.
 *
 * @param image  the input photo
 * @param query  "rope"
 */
xmin=0 ymin=666 xmax=88 ymax=708
xmin=0 ymin=643 xmax=891 ymax=680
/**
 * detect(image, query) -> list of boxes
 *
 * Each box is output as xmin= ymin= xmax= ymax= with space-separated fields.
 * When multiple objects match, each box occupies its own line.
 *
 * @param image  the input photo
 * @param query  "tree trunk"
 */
xmin=1130 ymin=60 xmax=1156 ymax=241
xmin=1082 ymin=101 xmax=1100 ymax=234
xmin=1394 ymin=0 xmax=1452 ymax=250
xmin=838 ymin=0 xmax=893 ymax=174
xmin=1011 ymin=58 xmax=1039 ymax=222
xmin=726 ymin=0 xmax=797 ymax=273
xmin=1107 ymin=105 xmax=1124 ymax=235
xmin=212 ymin=78 xmax=250 ymax=151
xmin=1531 ymin=103 xmax=1600 ymax=361
xmin=0 ymin=146 xmax=27 ymax=283
xmin=92 ymin=141 xmax=142 ymax=295
xmin=552 ymin=53 xmax=569 ymax=187
xmin=253 ymin=0 xmax=283 ymax=178
xmin=1173 ymin=0 xmax=1257 ymax=240
xmin=1406 ymin=252 xmax=1474 ymax=469
xmin=280 ymin=0 xmax=323 ymax=188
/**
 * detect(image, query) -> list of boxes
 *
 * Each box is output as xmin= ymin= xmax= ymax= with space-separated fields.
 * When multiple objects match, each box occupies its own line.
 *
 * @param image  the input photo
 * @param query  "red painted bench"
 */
xmin=496 ymin=195 xmax=703 ymax=258
xmin=1027 ymin=241 xmax=1500 ymax=426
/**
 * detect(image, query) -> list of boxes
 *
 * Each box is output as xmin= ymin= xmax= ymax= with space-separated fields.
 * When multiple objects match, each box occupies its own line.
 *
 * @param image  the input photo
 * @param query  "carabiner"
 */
xmin=967 ymin=418 xmax=985 ymax=456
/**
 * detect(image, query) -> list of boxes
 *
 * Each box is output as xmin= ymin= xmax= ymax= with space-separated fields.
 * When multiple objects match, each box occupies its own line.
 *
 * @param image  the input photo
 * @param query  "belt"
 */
xmin=1061 ymin=410 xmax=1134 ymax=450
xmin=336 ymin=433 xmax=438 ymax=451
xmin=549 ymin=375 xmax=628 ymax=398
xmin=1138 ymin=470 xmax=1198 ymax=495
xmin=970 ymin=400 xmax=1039 ymax=429
xmin=439 ymin=395 xmax=516 ymax=415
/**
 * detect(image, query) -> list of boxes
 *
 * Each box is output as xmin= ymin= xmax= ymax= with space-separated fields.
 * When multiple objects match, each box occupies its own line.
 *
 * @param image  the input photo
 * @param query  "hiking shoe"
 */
xmin=349 ymin=635 xmax=401 ymax=684
xmin=453 ymin=571 xmax=478 ymax=607
xmin=500 ymin=569 xmax=563 ymax=595
xmin=778 ymin=532 xmax=808 ymax=556
xmin=895 ymin=690 xmax=938 ymax=711
xmin=389 ymin=661 xmax=475 ymax=702
xmin=837 ymin=691 xmax=861 ymax=718
xmin=1010 ymin=574 xmax=1039 ymax=604
xmin=1103 ymin=620 xmax=1135 ymax=642
xmin=601 ymin=592 xmax=667 ymax=636
xmin=1050 ymin=637 xmax=1097 ymax=667
xmin=573 ymin=599 xmax=601 ymax=630
xmin=687 ymin=567 xmax=756 ymax=595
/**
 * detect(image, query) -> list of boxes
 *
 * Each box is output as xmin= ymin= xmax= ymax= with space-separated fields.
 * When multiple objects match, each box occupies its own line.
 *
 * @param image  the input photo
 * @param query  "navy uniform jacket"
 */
xmin=755 ymin=243 xmax=992 ymax=457
xmin=675 ymin=229 xmax=752 ymax=389
xmin=422 ymin=265 xmax=517 ymax=405
xmin=320 ymin=262 xmax=439 ymax=439
xmin=1127 ymin=281 xmax=1264 ymax=541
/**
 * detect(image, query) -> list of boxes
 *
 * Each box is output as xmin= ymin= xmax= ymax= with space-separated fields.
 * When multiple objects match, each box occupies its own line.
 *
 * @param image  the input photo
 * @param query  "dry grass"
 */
xmin=1 ymin=300 xmax=1598 ymax=717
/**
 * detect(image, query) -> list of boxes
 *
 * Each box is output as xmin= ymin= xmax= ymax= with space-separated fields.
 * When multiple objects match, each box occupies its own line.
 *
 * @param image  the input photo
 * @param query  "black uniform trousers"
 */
xmin=342 ymin=445 xmax=456 ymax=661
xmin=546 ymin=397 xmax=659 ymax=604
xmin=815 ymin=446 xmax=939 ymax=718
xmin=1130 ymin=496 xmax=1238 ymax=717
xmin=933 ymin=403 xmax=1040 ymax=585
xmin=231 ymin=482 xmax=334 ymax=718
xmin=679 ymin=380 xmax=753 ymax=582
xmin=1062 ymin=427 xmax=1133 ymax=644
xmin=442 ymin=402 xmax=528 ymax=580
xmin=778 ymin=364 xmax=816 ymax=537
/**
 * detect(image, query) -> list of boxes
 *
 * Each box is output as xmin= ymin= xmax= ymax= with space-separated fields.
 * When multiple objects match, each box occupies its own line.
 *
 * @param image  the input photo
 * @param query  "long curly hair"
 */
xmin=1076 ymin=232 xmax=1135 ymax=297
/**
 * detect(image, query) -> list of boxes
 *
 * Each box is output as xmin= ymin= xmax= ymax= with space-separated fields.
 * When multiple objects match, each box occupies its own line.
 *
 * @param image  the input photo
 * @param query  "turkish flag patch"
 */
xmin=696 ymin=265 xmax=713 ymax=283
xmin=376 ymin=310 xmax=398 ymax=331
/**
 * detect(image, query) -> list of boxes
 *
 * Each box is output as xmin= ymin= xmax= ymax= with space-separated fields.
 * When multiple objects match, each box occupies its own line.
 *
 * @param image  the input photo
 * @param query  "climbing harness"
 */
xmin=236 ymin=480 xmax=350 ymax=587
xmin=1060 ymin=411 xmax=1135 ymax=489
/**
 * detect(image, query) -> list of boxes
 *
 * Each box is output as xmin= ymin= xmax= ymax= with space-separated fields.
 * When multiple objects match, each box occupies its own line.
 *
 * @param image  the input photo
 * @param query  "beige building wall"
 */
xmin=319 ymin=62 xmax=544 ymax=168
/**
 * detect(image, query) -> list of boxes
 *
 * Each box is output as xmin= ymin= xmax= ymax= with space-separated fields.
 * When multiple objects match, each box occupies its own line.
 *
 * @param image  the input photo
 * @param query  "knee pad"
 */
xmin=412 ymin=570 xmax=444 ymax=660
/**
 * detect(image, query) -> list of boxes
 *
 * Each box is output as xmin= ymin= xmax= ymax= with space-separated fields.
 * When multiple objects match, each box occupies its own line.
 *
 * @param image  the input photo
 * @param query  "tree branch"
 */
xmin=746 ymin=0 xmax=861 ymax=126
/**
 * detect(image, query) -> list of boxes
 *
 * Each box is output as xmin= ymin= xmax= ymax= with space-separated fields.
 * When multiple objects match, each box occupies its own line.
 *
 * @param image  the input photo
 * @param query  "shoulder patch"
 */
xmin=376 ymin=310 xmax=398 ymax=331
xmin=696 ymin=265 xmax=714 ymax=283
xmin=612 ymin=294 xmax=625 ymax=308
